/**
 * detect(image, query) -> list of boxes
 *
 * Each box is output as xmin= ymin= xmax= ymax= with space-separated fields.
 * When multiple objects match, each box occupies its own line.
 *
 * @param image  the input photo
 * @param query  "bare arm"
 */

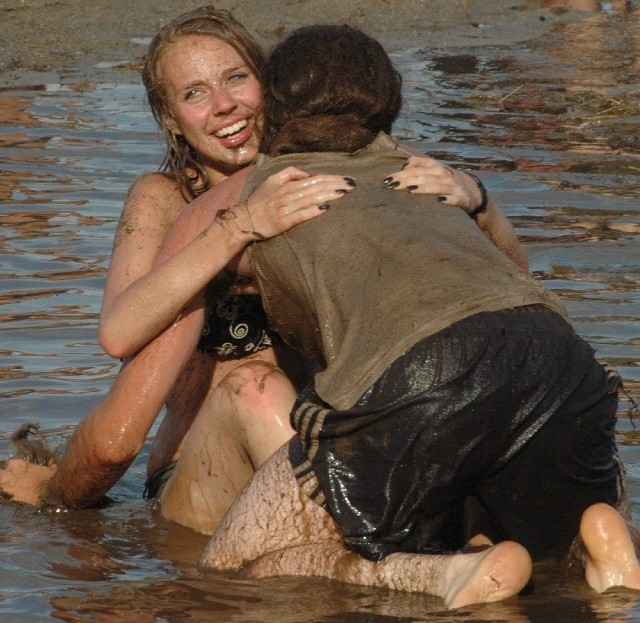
xmin=0 ymin=176 xmax=245 ymax=507
xmin=48 ymin=305 xmax=205 ymax=507
xmin=0 ymin=295 xmax=206 ymax=507
xmin=2 ymin=185 xmax=223 ymax=507
xmin=43 ymin=176 xmax=247 ymax=506
xmin=463 ymin=196 xmax=528 ymax=272
xmin=97 ymin=173 xmax=187 ymax=359
xmin=99 ymin=168 xmax=351 ymax=359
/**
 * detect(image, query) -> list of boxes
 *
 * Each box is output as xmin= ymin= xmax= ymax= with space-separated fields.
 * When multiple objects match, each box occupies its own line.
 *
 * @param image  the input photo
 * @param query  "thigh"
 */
xmin=159 ymin=388 xmax=256 ymax=534
xmin=292 ymin=306 xmax=621 ymax=561
xmin=160 ymin=354 xmax=296 ymax=534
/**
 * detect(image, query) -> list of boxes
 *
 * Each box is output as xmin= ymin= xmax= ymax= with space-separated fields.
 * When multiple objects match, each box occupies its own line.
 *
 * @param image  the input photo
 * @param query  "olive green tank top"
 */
xmin=246 ymin=134 xmax=566 ymax=409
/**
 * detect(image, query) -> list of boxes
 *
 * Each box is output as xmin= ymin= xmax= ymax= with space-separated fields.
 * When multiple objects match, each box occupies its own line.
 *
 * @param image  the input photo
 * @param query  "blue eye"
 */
xmin=228 ymin=71 xmax=250 ymax=84
xmin=185 ymin=88 xmax=201 ymax=100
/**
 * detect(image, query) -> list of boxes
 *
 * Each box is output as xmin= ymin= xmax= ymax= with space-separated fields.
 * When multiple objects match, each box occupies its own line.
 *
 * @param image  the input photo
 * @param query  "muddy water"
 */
xmin=1 ymin=8 xmax=640 ymax=623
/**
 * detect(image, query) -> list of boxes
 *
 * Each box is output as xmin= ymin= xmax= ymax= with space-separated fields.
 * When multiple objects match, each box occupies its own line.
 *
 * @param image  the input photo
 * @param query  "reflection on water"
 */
xmin=1 ymin=7 xmax=640 ymax=623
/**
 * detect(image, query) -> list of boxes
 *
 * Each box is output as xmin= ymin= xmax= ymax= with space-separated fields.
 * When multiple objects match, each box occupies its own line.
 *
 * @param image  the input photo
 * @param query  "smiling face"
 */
xmin=160 ymin=34 xmax=263 ymax=185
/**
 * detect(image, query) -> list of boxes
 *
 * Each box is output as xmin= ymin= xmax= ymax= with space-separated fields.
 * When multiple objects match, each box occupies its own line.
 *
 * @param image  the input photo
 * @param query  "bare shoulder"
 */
xmin=126 ymin=172 xmax=185 ymax=213
xmin=116 ymin=172 xmax=187 ymax=245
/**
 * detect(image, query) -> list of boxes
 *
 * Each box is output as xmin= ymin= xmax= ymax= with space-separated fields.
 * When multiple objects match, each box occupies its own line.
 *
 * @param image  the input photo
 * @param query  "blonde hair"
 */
xmin=143 ymin=6 xmax=265 ymax=199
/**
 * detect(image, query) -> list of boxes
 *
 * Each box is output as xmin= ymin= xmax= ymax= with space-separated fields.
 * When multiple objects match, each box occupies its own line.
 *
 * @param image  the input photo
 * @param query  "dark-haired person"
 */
xmin=147 ymin=24 xmax=639 ymax=608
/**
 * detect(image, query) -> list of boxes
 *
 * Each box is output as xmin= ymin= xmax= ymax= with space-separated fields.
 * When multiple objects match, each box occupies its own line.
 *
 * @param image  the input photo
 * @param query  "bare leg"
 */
xmin=246 ymin=539 xmax=531 ymax=609
xmin=581 ymin=503 xmax=640 ymax=592
xmin=147 ymin=351 xmax=215 ymax=478
xmin=160 ymin=360 xmax=296 ymax=534
xmin=201 ymin=444 xmax=340 ymax=566
xmin=202 ymin=445 xmax=532 ymax=609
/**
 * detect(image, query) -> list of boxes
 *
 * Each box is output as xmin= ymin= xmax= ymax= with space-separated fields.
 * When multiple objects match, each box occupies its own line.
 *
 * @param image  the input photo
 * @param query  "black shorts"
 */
xmin=289 ymin=305 xmax=622 ymax=561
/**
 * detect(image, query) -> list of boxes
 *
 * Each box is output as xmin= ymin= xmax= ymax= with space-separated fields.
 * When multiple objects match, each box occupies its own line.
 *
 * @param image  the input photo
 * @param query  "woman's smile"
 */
xmin=162 ymin=34 xmax=263 ymax=183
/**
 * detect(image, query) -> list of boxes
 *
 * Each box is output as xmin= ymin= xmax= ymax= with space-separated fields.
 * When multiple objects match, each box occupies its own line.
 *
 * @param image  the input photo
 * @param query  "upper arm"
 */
xmin=100 ymin=173 xmax=185 ymax=321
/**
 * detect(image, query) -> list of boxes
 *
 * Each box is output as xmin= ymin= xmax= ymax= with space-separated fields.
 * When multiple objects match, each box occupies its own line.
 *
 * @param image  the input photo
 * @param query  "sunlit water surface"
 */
xmin=1 ymin=8 xmax=640 ymax=623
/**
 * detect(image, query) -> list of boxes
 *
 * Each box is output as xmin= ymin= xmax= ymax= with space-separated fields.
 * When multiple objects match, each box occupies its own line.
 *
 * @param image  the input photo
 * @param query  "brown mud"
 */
xmin=0 ymin=0 xmax=584 ymax=88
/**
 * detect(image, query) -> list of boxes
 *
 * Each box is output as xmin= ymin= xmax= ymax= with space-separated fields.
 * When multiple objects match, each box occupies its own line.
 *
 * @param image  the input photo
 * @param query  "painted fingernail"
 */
xmin=318 ymin=203 xmax=331 ymax=210
xmin=344 ymin=177 xmax=356 ymax=187
xmin=387 ymin=181 xmax=400 ymax=190
xmin=407 ymin=185 xmax=418 ymax=192
xmin=336 ymin=188 xmax=349 ymax=195
xmin=438 ymin=196 xmax=447 ymax=202
xmin=383 ymin=176 xmax=393 ymax=186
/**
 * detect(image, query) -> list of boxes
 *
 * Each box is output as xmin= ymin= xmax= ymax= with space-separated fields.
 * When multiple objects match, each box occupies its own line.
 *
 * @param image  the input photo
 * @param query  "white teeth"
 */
xmin=215 ymin=119 xmax=248 ymax=138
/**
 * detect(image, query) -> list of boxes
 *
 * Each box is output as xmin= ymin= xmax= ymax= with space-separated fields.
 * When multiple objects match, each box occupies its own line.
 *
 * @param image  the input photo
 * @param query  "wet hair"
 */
xmin=142 ymin=6 xmax=266 ymax=199
xmin=261 ymin=24 xmax=402 ymax=156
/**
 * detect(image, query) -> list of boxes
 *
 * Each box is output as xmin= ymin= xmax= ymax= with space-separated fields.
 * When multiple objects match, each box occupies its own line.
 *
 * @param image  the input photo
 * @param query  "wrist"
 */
xmin=39 ymin=482 xmax=67 ymax=513
xmin=466 ymin=173 xmax=488 ymax=219
xmin=215 ymin=203 xmax=262 ymax=245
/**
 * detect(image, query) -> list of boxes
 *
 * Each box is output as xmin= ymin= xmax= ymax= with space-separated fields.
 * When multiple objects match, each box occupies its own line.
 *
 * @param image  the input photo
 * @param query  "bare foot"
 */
xmin=581 ymin=503 xmax=640 ymax=593
xmin=440 ymin=541 xmax=532 ymax=609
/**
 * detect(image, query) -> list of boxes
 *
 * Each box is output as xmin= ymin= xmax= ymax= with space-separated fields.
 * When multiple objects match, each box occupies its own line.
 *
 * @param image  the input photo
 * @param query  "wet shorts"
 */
xmin=289 ymin=305 xmax=623 ymax=561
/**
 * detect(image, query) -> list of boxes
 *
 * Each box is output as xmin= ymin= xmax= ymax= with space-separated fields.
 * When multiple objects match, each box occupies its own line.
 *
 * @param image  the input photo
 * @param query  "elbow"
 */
xmin=88 ymin=432 xmax=144 ymax=472
xmin=98 ymin=321 xmax=135 ymax=360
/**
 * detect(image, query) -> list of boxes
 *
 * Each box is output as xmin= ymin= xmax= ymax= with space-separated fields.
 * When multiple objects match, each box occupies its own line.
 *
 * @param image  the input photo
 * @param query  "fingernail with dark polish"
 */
xmin=383 ymin=176 xmax=393 ymax=186
xmin=407 ymin=185 xmax=418 ymax=192
xmin=336 ymin=188 xmax=349 ymax=195
xmin=318 ymin=203 xmax=331 ymax=210
xmin=344 ymin=177 xmax=356 ymax=187
xmin=438 ymin=196 xmax=447 ymax=202
xmin=387 ymin=181 xmax=400 ymax=190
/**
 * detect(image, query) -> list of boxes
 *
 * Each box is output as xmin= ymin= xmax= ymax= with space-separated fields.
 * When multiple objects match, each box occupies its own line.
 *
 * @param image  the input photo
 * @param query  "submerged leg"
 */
xmin=201 ymin=445 xmax=532 ymax=609
xmin=246 ymin=539 xmax=532 ymax=609
xmin=581 ymin=503 xmax=640 ymax=592
xmin=200 ymin=444 xmax=339 ymax=567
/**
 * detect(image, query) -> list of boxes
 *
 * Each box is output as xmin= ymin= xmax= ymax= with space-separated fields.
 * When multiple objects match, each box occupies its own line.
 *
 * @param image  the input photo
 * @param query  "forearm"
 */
xmin=458 ymin=172 xmax=528 ymax=272
xmin=45 ymin=376 xmax=152 ymax=507
xmin=99 ymin=215 xmax=249 ymax=359
xmin=100 ymin=166 xmax=343 ymax=360
xmin=473 ymin=198 xmax=529 ymax=272
xmin=47 ymin=305 xmax=205 ymax=508
xmin=44 ymin=415 xmax=135 ymax=508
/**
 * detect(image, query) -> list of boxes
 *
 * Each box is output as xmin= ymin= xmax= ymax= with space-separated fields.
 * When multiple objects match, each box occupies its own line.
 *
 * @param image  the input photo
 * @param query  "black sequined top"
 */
xmin=197 ymin=293 xmax=275 ymax=359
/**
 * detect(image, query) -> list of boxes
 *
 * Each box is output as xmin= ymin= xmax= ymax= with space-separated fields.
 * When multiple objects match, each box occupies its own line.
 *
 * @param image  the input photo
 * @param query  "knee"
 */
xmin=219 ymin=360 xmax=293 ymax=406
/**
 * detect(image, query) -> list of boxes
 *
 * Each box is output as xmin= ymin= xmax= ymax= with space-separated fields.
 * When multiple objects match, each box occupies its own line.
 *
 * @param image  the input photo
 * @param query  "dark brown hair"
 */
xmin=142 ymin=6 xmax=266 ymax=199
xmin=261 ymin=24 xmax=402 ymax=156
